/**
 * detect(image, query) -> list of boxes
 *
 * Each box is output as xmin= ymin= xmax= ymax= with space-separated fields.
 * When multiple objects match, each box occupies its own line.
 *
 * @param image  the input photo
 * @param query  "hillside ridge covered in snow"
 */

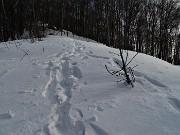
xmin=0 ymin=35 xmax=180 ymax=135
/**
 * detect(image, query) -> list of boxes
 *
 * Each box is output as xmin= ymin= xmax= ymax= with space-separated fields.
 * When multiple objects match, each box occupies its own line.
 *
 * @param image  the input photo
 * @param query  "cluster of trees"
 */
xmin=0 ymin=0 xmax=180 ymax=65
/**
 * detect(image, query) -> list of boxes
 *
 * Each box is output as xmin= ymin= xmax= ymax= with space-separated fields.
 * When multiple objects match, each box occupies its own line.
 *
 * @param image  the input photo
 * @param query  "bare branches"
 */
xmin=3 ymin=43 xmax=9 ymax=50
xmin=105 ymin=65 xmax=123 ymax=76
xmin=109 ymin=51 xmax=120 ymax=56
xmin=105 ymin=49 xmax=138 ymax=87
xmin=18 ymin=47 xmax=29 ymax=61
xmin=0 ymin=41 xmax=29 ymax=61
xmin=14 ymin=42 xmax=29 ymax=61
xmin=125 ymin=52 xmax=138 ymax=68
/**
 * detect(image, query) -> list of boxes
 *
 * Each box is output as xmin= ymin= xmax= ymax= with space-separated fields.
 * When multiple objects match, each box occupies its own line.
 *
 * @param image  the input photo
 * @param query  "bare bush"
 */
xmin=105 ymin=49 xmax=138 ymax=87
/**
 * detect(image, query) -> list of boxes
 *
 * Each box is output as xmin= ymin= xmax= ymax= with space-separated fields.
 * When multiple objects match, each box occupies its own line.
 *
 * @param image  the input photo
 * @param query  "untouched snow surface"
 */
xmin=0 ymin=35 xmax=180 ymax=135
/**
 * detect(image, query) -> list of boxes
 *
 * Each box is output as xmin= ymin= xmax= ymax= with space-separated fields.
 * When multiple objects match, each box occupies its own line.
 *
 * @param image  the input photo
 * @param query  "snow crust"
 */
xmin=0 ymin=35 xmax=180 ymax=135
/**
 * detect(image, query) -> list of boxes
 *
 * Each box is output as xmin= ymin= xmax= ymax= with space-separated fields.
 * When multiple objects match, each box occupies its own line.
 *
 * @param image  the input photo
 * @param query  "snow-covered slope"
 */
xmin=0 ymin=35 xmax=180 ymax=135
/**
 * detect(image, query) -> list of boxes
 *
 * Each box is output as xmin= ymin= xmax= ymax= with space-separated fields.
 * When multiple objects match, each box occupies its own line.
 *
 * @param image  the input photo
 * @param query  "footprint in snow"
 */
xmin=0 ymin=70 xmax=8 ymax=78
xmin=81 ymin=56 xmax=88 ymax=60
xmin=72 ymin=62 xmax=77 ymax=65
xmin=71 ymin=66 xmax=83 ymax=79
xmin=89 ymin=123 xmax=109 ymax=135
xmin=89 ymin=115 xmax=98 ymax=122
xmin=87 ymin=52 xmax=110 ymax=60
xmin=96 ymin=105 xmax=104 ymax=112
xmin=0 ymin=111 xmax=15 ymax=120
xmin=77 ymin=109 xmax=83 ymax=118
xmin=168 ymin=97 xmax=180 ymax=112
xmin=19 ymin=88 xmax=37 ymax=95
xmin=88 ymin=51 xmax=93 ymax=54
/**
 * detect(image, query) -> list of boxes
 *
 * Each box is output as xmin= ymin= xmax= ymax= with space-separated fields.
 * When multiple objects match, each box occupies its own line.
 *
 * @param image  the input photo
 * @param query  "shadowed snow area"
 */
xmin=0 ymin=35 xmax=180 ymax=135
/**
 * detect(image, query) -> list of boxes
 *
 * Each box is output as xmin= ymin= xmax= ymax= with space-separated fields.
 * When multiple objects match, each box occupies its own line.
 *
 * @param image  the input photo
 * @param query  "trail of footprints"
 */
xmin=40 ymin=41 xmax=100 ymax=135
xmin=42 ymin=55 xmax=85 ymax=135
xmin=41 ymin=40 xmax=110 ymax=135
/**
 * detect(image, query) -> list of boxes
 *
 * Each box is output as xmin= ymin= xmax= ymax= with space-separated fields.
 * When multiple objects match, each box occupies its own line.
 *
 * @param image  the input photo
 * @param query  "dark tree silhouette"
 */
xmin=1 ymin=0 xmax=180 ymax=65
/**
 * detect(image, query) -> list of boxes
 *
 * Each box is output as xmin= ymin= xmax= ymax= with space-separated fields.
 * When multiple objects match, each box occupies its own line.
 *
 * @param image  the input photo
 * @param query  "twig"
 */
xmin=17 ymin=46 xmax=29 ymax=61
xmin=105 ymin=65 xmax=116 ymax=75
xmin=4 ymin=43 xmax=9 ymax=50
xmin=116 ymin=79 xmax=126 ymax=83
xmin=131 ymin=64 xmax=138 ymax=70
xmin=105 ymin=65 xmax=124 ymax=76
xmin=114 ymin=59 xmax=123 ymax=67
xmin=14 ymin=42 xmax=22 ymax=50
xmin=125 ymin=52 xmax=138 ymax=67
xmin=109 ymin=51 xmax=120 ymax=56
xmin=20 ymin=49 xmax=29 ymax=61
xmin=56 ymin=31 xmax=60 ymax=35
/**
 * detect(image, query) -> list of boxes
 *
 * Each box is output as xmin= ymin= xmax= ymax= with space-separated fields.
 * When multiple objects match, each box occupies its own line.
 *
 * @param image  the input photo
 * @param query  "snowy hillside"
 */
xmin=0 ymin=35 xmax=180 ymax=135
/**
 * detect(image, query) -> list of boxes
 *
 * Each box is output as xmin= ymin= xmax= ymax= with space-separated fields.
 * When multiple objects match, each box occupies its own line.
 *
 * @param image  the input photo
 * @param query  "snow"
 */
xmin=0 ymin=35 xmax=180 ymax=135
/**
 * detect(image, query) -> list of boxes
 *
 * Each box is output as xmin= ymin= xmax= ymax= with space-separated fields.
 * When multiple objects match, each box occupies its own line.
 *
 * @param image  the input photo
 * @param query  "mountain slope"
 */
xmin=0 ymin=35 xmax=180 ymax=135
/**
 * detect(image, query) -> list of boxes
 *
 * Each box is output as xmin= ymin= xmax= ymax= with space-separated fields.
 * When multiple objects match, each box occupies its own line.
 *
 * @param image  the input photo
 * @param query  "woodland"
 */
xmin=1 ymin=0 xmax=180 ymax=65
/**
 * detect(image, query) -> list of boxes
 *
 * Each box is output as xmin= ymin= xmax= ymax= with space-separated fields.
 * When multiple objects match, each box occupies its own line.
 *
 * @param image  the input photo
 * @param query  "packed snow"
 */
xmin=0 ymin=34 xmax=180 ymax=135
